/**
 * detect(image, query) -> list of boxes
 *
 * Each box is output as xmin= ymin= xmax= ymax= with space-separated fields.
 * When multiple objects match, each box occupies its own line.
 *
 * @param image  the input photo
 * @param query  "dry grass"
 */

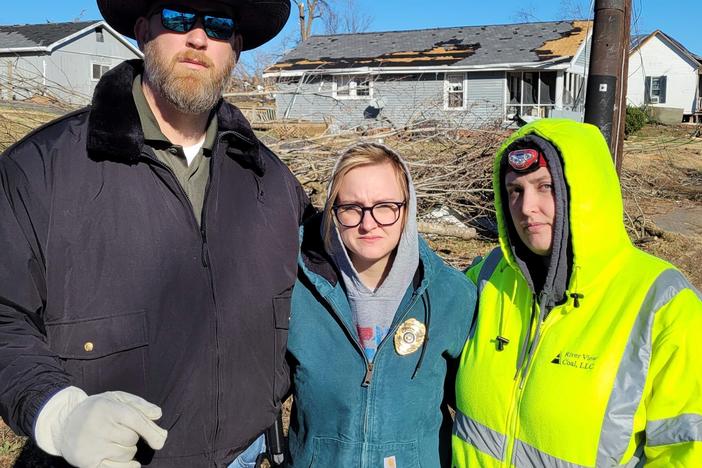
xmin=620 ymin=123 xmax=702 ymax=287
xmin=0 ymin=426 xmax=23 ymax=467
xmin=0 ymin=103 xmax=66 ymax=152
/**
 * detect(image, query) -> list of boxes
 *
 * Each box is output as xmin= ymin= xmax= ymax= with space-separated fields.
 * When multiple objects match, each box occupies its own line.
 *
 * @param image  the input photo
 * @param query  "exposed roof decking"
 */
xmin=268 ymin=20 xmax=592 ymax=73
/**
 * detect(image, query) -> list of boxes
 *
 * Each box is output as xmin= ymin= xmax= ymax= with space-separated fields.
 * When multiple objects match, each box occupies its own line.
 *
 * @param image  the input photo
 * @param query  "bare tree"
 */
xmin=234 ymin=50 xmax=280 ymax=87
xmin=297 ymin=0 xmax=328 ymax=41
xmin=323 ymin=6 xmax=340 ymax=35
xmin=513 ymin=5 xmax=541 ymax=23
xmin=334 ymin=0 xmax=373 ymax=34
xmin=558 ymin=0 xmax=590 ymax=19
xmin=298 ymin=0 xmax=372 ymax=40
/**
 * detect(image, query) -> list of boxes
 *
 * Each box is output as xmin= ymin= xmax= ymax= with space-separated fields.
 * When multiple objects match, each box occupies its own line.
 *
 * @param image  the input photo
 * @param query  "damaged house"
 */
xmin=263 ymin=20 xmax=593 ymax=129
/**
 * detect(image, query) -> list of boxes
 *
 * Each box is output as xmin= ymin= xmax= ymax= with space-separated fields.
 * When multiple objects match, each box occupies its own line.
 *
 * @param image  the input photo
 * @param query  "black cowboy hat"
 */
xmin=97 ymin=0 xmax=290 ymax=50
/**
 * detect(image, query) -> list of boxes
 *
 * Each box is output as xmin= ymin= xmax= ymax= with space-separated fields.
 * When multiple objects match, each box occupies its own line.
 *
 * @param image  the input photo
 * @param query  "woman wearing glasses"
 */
xmin=286 ymin=143 xmax=476 ymax=467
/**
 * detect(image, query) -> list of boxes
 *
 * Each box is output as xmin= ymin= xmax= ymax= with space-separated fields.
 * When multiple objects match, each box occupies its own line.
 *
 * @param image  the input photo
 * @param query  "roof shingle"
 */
xmin=0 ymin=21 xmax=100 ymax=49
xmin=269 ymin=20 xmax=592 ymax=72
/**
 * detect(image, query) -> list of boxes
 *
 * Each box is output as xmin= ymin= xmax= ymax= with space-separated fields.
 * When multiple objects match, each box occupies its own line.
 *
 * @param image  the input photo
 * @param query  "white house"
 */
xmin=0 ymin=21 xmax=142 ymax=105
xmin=627 ymin=30 xmax=702 ymax=122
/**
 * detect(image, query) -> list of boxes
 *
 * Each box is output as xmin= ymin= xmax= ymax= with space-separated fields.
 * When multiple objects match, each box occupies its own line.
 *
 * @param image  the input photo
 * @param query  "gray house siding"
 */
xmin=374 ymin=74 xmax=446 ymax=127
xmin=47 ymin=27 xmax=138 ymax=102
xmin=0 ymin=54 xmax=44 ymax=100
xmin=275 ymin=71 xmax=505 ymax=128
xmin=465 ymin=71 xmax=506 ymax=124
xmin=0 ymin=25 xmax=139 ymax=104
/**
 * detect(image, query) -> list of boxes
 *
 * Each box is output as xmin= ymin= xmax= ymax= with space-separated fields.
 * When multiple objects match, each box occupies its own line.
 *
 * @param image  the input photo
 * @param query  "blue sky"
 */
xmin=2 ymin=0 xmax=700 ymax=61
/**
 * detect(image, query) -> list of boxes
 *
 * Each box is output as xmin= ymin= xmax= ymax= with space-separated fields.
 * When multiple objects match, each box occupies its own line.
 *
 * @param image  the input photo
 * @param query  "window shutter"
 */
xmin=644 ymin=76 xmax=651 ymax=104
xmin=659 ymin=76 xmax=667 ymax=104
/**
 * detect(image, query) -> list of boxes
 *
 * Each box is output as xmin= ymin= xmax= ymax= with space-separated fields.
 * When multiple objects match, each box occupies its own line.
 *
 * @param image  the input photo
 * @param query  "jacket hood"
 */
xmin=319 ymin=144 xmax=419 ymax=361
xmin=86 ymin=59 xmax=266 ymax=175
xmin=322 ymin=143 xmax=420 ymax=296
xmin=493 ymin=119 xmax=631 ymax=292
xmin=298 ymin=214 xmax=443 ymax=301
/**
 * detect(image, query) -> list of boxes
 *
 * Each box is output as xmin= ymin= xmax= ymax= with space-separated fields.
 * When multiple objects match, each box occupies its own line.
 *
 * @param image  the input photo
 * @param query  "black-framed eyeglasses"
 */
xmin=158 ymin=6 xmax=236 ymax=41
xmin=333 ymin=202 xmax=406 ymax=228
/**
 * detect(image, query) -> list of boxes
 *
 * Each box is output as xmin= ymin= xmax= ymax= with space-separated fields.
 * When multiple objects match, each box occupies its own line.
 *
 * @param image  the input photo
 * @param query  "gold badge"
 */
xmin=394 ymin=318 xmax=426 ymax=356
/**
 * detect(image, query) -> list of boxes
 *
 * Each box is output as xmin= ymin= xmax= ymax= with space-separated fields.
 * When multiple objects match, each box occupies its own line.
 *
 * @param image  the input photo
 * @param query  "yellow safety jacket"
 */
xmin=453 ymin=119 xmax=702 ymax=467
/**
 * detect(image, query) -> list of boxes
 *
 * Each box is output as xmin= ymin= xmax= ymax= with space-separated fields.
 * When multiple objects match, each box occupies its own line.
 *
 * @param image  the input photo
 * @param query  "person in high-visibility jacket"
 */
xmin=453 ymin=118 xmax=702 ymax=467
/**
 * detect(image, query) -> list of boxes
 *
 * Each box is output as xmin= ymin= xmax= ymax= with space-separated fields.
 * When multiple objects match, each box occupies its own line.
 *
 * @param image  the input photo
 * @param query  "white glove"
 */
xmin=35 ymin=386 xmax=168 ymax=468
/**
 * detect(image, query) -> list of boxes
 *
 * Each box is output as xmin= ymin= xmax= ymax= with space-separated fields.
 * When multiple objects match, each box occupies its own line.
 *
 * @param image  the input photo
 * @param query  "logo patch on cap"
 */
xmin=507 ymin=148 xmax=547 ymax=172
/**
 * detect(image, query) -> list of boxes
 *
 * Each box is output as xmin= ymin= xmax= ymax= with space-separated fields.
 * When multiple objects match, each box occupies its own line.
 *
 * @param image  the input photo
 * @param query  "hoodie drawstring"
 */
xmin=569 ymin=265 xmax=584 ymax=308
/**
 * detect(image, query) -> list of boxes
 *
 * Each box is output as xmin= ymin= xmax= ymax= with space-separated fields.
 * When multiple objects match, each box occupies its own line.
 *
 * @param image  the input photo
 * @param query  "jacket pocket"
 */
xmin=273 ymin=289 xmax=292 ymax=403
xmin=309 ymin=437 xmax=421 ymax=468
xmin=46 ymin=310 xmax=149 ymax=396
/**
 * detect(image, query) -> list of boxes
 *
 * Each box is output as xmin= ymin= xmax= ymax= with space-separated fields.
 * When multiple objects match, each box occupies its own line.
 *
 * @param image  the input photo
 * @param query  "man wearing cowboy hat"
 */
xmin=0 ymin=1 xmax=310 ymax=466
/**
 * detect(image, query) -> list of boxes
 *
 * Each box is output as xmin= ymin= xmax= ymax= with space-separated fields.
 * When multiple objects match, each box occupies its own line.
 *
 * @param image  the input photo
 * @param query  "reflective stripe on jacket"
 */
xmin=453 ymin=119 xmax=702 ymax=467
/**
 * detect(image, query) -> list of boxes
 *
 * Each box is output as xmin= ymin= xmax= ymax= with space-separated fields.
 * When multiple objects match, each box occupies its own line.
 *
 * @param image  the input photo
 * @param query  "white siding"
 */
xmin=627 ymin=35 xmax=699 ymax=114
xmin=572 ymin=35 xmax=591 ymax=73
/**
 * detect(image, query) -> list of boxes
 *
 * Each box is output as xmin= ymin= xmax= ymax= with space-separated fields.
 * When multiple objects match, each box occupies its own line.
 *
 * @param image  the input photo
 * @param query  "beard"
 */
xmin=143 ymin=42 xmax=235 ymax=114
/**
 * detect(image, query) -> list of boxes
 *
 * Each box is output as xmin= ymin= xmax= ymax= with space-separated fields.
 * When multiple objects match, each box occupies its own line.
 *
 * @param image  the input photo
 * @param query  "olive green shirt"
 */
xmin=132 ymin=76 xmax=218 ymax=227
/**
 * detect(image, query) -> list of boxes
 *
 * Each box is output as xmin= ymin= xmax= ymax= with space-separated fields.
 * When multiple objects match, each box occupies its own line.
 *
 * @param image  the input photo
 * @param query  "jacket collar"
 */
xmin=86 ymin=59 xmax=265 ymax=175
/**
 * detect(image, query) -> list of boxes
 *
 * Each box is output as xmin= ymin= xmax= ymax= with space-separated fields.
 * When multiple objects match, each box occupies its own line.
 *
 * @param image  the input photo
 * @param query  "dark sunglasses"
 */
xmin=158 ymin=7 xmax=236 ymax=41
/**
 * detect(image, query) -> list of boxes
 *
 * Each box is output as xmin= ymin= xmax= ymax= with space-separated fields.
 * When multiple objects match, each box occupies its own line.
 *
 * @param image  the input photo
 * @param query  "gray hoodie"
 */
xmin=323 ymin=143 xmax=419 ymax=361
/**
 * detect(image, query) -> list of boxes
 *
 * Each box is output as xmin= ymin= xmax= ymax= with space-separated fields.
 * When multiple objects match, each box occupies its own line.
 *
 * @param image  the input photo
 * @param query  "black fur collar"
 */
xmin=86 ymin=59 xmax=264 ymax=175
xmin=301 ymin=213 xmax=340 ymax=286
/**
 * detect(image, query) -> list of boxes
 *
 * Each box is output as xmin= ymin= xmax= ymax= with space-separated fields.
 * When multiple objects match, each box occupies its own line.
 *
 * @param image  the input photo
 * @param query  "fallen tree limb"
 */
xmin=418 ymin=222 xmax=477 ymax=240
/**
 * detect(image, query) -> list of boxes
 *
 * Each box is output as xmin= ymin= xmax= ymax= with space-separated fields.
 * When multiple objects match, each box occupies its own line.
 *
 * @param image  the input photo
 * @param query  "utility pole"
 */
xmin=584 ymin=0 xmax=631 ymax=173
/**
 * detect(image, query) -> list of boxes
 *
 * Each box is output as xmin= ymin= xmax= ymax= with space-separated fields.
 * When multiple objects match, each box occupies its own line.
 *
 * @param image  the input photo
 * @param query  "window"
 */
xmin=96 ymin=27 xmax=104 ymax=43
xmin=333 ymin=75 xmax=372 ymax=99
xmin=445 ymin=73 xmax=466 ymax=110
xmin=506 ymin=71 xmax=557 ymax=118
xmin=645 ymin=76 xmax=667 ymax=104
xmin=92 ymin=63 xmax=110 ymax=80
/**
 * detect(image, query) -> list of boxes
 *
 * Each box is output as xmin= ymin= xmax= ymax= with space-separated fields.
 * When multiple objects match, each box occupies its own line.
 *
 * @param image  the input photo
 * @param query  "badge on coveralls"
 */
xmin=394 ymin=318 xmax=426 ymax=355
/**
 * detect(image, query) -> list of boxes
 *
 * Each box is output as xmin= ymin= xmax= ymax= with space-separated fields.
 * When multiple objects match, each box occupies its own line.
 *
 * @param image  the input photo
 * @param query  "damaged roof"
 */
xmin=0 ymin=21 xmax=101 ymax=50
xmin=268 ymin=20 xmax=592 ymax=73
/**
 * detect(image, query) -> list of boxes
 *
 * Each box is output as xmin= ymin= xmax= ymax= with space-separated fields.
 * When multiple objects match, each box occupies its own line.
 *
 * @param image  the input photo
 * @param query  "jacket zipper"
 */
xmin=505 ymin=301 xmax=562 ymax=466
xmin=141 ymin=143 xmax=220 ymax=455
xmin=503 ymin=294 xmax=534 ymax=466
xmin=319 ymin=295 xmax=374 ymax=460
xmin=321 ymin=287 xmax=425 ymax=467
xmin=200 ymin=137 xmax=221 ymax=452
xmin=361 ymin=291 xmax=424 ymax=387
xmin=362 ymin=292 xmax=424 ymax=467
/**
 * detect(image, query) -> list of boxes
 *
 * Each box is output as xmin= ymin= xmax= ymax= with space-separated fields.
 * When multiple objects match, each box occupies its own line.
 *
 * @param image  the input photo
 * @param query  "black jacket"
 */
xmin=0 ymin=60 xmax=310 ymax=467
